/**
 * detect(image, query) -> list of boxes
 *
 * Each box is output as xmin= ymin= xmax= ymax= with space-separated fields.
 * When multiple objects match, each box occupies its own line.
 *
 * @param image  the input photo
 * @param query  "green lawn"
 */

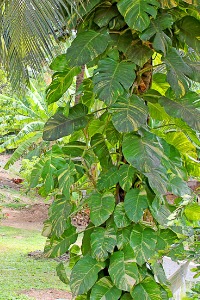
xmin=0 ymin=226 xmax=70 ymax=300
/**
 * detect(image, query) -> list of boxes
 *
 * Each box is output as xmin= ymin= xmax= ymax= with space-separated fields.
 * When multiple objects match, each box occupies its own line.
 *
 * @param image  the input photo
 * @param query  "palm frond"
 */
xmin=0 ymin=0 xmax=82 ymax=88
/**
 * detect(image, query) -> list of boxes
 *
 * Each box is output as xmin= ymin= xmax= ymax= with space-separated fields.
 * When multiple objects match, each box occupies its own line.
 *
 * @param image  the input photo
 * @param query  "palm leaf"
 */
xmin=0 ymin=0 xmax=79 ymax=87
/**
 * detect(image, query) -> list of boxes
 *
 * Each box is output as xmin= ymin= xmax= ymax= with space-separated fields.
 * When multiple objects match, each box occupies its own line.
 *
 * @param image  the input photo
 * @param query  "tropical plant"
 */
xmin=23 ymin=0 xmax=200 ymax=299
xmin=0 ymin=78 xmax=53 ymax=169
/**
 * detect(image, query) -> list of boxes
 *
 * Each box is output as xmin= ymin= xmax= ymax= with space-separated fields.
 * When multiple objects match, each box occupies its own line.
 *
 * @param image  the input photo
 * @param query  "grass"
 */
xmin=0 ymin=226 xmax=70 ymax=300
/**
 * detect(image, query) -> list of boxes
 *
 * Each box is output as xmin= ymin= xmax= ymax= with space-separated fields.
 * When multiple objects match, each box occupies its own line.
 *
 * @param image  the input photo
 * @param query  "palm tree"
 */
xmin=0 ymin=0 xmax=81 ymax=88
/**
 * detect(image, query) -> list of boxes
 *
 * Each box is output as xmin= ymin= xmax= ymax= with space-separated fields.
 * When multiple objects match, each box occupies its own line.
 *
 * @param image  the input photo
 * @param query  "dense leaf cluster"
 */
xmin=28 ymin=1 xmax=200 ymax=299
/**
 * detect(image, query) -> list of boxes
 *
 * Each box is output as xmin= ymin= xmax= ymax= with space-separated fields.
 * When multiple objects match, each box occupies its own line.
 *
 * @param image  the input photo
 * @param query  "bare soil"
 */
xmin=21 ymin=289 xmax=72 ymax=300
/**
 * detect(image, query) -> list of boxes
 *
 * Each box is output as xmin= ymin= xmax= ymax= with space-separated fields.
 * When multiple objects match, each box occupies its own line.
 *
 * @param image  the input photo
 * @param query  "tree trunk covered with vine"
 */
xmin=31 ymin=1 xmax=200 ymax=299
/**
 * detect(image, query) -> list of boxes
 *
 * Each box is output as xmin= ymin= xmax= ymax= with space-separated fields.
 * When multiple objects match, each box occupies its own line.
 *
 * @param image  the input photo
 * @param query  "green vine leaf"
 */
xmin=131 ymin=277 xmax=162 ymax=300
xmin=114 ymin=203 xmax=132 ymax=228
xmin=43 ymin=104 xmax=89 ymax=141
xmin=88 ymin=192 xmax=115 ymax=226
xmin=91 ymin=227 xmax=116 ymax=261
xmin=118 ymin=164 xmax=136 ymax=192
xmin=156 ymin=229 xmax=177 ymax=251
xmin=111 ymin=94 xmax=148 ymax=132
xmin=117 ymin=226 xmax=132 ymax=250
xmin=140 ymin=14 xmax=173 ymax=55
xmin=56 ymin=262 xmax=69 ymax=285
xmin=50 ymin=195 xmax=72 ymax=237
xmin=97 ymin=166 xmax=119 ymax=191
xmin=130 ymin=224 xmax=157 ymax=266
xmin=67 ymin=30 xmax=109 ymax=66
xmin=109 ymin=246 xmax=139 ymax=292
xmin=46 ymin=67 xmax=81 ymax=104
xmin=90 ymin=276 xmax=122 ymax=300
xmin=44 ymin=223 xmax=78 ymax=258
xmin=162 ymin=48 xmax=193 ymax=97
xmin=93 ymin=58 xmax=136 ymax=105
xmin=117 ymin=0 xmax=160 ymax=32
xmin=49 ymin=54 xmax=69 ymax=72
xmin=159 ymin=92 xmax=200 ymax=132
xmin=184 ymin=204 xmax=200 ymax=221
xmin=70 ymin=255 xmax=105 ymax=296
xmin=124 ymin=189 xmax=148 ymax=222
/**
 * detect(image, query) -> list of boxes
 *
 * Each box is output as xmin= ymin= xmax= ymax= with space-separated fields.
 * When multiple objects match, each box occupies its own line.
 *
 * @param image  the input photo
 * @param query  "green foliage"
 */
xmin=23 ymin=1 xmax=200 ymax=299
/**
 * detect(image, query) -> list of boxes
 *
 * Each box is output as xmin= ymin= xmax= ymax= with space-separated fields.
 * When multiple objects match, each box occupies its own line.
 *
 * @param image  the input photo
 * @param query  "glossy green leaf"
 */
xmin=140 ymin=14 xmax=173 ymax=55
xmin=57 ymin=161 xmax=76 ymax=197
xmin=62 ymin=141 xmax=86 ymax=157
xmin=114 ymin=203 xmax=131 ymax=228
xmin=184 ymin=204 xmax=200 ymax=221
xmin=46 ymin=67 xmax=81 ymax=104
xmin=117 ymin=0 xmax=160 ymax=31
xmin=130 ymin=224 xmax=157 ymax=266
xmin=93 ymin=58 xmax=136 ymax=105
xmin=122 ymin=131 xmax=164 ymax=173
xmin=156 ymin=229 xmax=178 ymax=251
xmin=90 ymin=276 xmax=121 ymax=300
xmin=94 ymin=5 xmax=119 ymax=28
xmin=117 ymin=226 xmax=132 ymax=250
xmin=67 ymin=30 xmax=109 ymax=66
xmin=70 ymin=255 xmax=105 ymax=295
xmin=43 ymin=104 xmax=88 ymax=141
xmin=81 ymin=223 xmax=95 ymax=256
xmin=122 ymin=43 xmax=153 ymax=67
xmin=56 ymin=262 xmax=69 ymax=285
xmin=124 ymin=189 xmax=148 ymax=222
xmin=131 ymin=277 xmax=162 ymax=300
xmin=111 ymin=94 xmax=148 ymax=132
xmin=88 ymin=192 xmax=115 ymax=226
xmin=151 ymin=262 xmax=169 ymax=286
xmin=109 ymin=247 xmax=138 ymax=292
xmin=159 ymin=92 xmax=200 ymax=132
xmin=50 ymin=195 xmax=72 ymax=237
xmin=49 ymin=54 xmax=68 ymax=72
xmin=44 ymin=224 xmax=78 ymax=258
xmin=162 ymin=48 xmax=193 ymax=96
xmin=91 ymin=133 xmax=112 ymax=170
xmin=118 ymin=164 xmax=135 ymax=192
xmin=177 ymin=16 xmax=200 ymax=53
xmin=97 ymin=167 xmax=119 ymax=191
xmin=91 ymin=227 xmax=116 ymax=261
xmin=88 ymin=119 xmax=105 ymax=138
xmin=167 ymin=175 xmax=191 ymax=197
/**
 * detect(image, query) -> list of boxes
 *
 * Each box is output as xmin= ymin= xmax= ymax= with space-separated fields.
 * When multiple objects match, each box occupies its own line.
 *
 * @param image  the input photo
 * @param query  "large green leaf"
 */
xmin=50 ymin=195 xmax=72 ymax=237
xmin=94 ymin=4 xmax=119 ymax=28
xmin=124 ymin=189 xmax=148 ymax=222
xmin=49 ymin=54 xmax=69 ymax=72
xmin=140 ymin=14 xmax=173 ymax=55
xmin=122 ymin=131 xmax=164 ymax=173
xmin=43 ymin=104 xmax=88 ymax=141
xmin=57 ymin=161 xmax=76 ymax=197
xmin=56 ymin=262 xmax=69 ymax=285
xmin=156 ymin=229 xmax=178 ymax=251
xmin=44 ymin=223 xmax=78 ymax=258
xmin=117 ymin=226 xmax=132 ymax=250
xmin=177 ymin=16 xmax=200 ymax=53
xmin=91 ymin=133 xmax=113 ymax=170
xmin=97 ymin=167 xmax=119 ymax=191
xmin=159 ymin=92 xmax=200 ymax=132
xmin=46 ymin=66 xmax=81 ymax=104
xmin=131 ymin=277 xmax=162 ymax=300
xmin=117 ymin=0 xmax=160 ymax=32
xmin=67 ymin=30 xmax=109 ymax=66
xmin=118 ymin=164 xmax=136 ymax=192
xmin=70 ymin=255 xmax=105 ymax=295
xmin=109 ymin=247 xmax=139 ymax=292
xmin=130 ymin=224 xmax=157 ymax=266
xmin=114 ymin=203 xmax=131 ymax=228
xmin=91 ymin=227 xmax=116 ymax=261
xmin=184 ymin=204 xmax=200 ymax=221
xmin=111 ymin=94 xmax=148 ymax=132
xmin=93 ymin=58 xmax=136 ymax=105
xmin=90 ymin=276 xmax=121 ymax=300
xmin=88 ymin=192 xmax=115 ymax=226
xmin=162 ymin=48 xmax=193 ymax=96
xmin=167 ymin=175 xmax=191 ymax=196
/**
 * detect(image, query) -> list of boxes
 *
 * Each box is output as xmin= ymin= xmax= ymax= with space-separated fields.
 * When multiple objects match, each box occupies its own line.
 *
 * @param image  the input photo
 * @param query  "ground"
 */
xmin=0 ymin=154 xmax=71 ymax=300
